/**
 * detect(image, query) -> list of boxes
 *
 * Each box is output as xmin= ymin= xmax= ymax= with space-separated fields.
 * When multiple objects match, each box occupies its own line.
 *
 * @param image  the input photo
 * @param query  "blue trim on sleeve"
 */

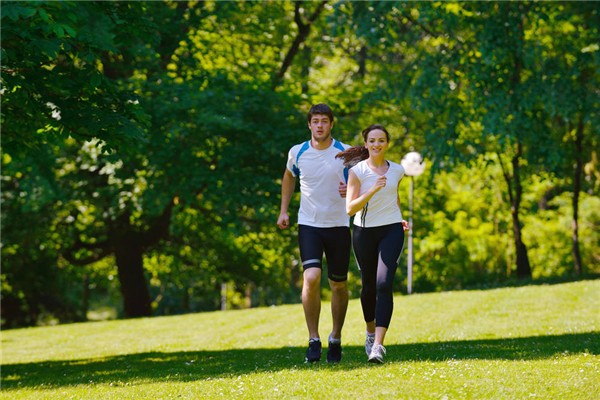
xmin=332 ymin=139 xmax=345 ymax=152
xmin=293 ymin=140 xmax=310 ymax=177
xmin=333 ymin=140 xmax=349 ymax=183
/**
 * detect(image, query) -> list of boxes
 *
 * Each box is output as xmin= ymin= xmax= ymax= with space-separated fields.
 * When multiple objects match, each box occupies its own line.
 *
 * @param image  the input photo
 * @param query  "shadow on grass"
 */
xmin=2 ymin=331 xmax=598 ymax=390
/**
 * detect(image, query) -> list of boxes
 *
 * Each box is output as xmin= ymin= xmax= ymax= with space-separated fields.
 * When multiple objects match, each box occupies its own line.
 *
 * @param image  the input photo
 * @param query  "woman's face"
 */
xmin=365 ymin=129 xmax=389 ymax=156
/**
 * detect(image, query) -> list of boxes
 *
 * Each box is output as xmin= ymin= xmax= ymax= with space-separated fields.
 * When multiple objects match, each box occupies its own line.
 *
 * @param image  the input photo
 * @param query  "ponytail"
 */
xmin=336 ymin=146 xmax=368 ymax=167
xmin=337 ymin=124 xmax=389 ymax=167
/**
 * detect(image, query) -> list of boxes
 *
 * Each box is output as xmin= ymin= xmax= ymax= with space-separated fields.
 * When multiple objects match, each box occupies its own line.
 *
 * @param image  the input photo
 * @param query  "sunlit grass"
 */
xmin=2 ymin=280 xmax=599 ymax=399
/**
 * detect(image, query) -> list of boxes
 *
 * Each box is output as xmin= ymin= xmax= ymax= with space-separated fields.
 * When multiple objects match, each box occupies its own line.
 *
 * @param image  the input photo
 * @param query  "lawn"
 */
xmin=1 ymin=280 xmax=599 ymax=399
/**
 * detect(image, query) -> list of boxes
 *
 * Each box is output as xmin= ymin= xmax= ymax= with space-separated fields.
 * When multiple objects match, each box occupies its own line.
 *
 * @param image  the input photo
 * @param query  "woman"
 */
xmin=337 ymin=124 xmax=409 ymax=363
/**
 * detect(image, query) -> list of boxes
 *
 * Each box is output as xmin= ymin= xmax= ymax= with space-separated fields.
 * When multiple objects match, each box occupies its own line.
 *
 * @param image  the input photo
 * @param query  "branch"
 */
xmin=272 ymin=0 xmax=328 ymax=89
xmin=512 ymin=141 xmax=523 ymax=210
xmin=142 ymin=197 xmax=176 ymax=248
xmin=62 ymin=239 xmax=112 ymax=266
xmin=400 ymin=11 xmax=439 ymax=39
xmin=400 ymin=10 xmax=465 ymax=46
xmin=496 ymin=151 xmax=514 ymax=205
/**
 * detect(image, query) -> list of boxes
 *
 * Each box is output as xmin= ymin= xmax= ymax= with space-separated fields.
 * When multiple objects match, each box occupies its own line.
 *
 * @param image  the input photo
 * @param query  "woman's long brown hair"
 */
xmin=336 ymin=124 xmax=390 ymax=167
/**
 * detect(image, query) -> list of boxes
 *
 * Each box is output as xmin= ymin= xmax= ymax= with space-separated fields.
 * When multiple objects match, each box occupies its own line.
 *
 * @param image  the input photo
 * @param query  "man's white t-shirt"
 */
xmin=286 ymin=139 xmax=350 ymax=228
xmin=351 ymin=159 xmax=405 ymax=228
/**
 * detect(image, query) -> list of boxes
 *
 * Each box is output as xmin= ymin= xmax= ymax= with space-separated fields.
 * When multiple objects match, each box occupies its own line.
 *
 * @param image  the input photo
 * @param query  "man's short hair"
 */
xmin=308 ymin=103 xmax=334 ymax=123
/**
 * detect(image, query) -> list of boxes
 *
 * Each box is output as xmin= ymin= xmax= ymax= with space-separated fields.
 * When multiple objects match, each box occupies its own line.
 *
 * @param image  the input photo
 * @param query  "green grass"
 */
xmin=2 ymin=280 xmax=599 ymax=399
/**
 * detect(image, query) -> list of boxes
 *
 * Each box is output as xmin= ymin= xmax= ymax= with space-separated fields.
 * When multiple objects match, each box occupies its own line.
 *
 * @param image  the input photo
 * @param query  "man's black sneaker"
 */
xmin=305 ymin=339 xmax=322 ymax=362
xmin=326 ymin=341 xmax=342 ymax=363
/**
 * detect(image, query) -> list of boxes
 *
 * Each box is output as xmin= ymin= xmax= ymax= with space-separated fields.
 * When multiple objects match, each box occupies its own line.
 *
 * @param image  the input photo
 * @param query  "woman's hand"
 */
xmin=369 ymin=176 xmax=387 ymax=194
xmin=402 ymin=219 xmax=410 ymax=231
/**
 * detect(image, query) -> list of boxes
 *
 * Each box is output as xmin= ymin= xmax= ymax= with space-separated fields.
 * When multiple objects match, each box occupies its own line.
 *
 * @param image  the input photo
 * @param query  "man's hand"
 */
xmin=277 ymin=213 xmax=290 ymax=229
xmin=338 ymin=181 xmax=347 ymax=198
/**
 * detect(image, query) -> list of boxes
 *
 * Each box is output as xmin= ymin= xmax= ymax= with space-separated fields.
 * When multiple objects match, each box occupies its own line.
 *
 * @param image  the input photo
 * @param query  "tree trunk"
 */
xmin=183 ymin=287 xmax=191 ymax=312
xmin=572 ymin=117 xmax=584 ymax=275
xmin=505 ymin=9 xmax=531 ymax=279
xmin=245 ymin=282 xmax=254 ymax=308
xmin=512 ymin=211 xmax=531 ymax=278
xmin=498 ymin=149 xmax=532 ymax=279
xmin=82 ymin=273 xmax=90 ymax=321
xmin=300 ymin=45 xmax=311 ymax=94
xmin=110 ymin=201 xmax=173 ymax=318
xmin=357 ymin=46 xmax=367 ymax=78
xmin=511 ymin=150 xmax=532 ymax=279
xmin=220 ymin=282 xmax=227 ymax=311
xmin=114 ymin=232 xmax=152 ymax=317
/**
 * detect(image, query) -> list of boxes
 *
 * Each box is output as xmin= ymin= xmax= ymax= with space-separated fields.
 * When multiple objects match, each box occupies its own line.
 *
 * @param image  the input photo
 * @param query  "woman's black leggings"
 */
xmin=352 ymin=223 xmax=405 ymax=329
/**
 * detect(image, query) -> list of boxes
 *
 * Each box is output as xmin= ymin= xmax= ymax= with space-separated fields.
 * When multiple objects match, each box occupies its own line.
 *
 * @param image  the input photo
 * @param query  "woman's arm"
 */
xmin=346 ymin=170 xmax=386 ymax=216
xmin=397 ymin=180 xmax=410 ymax=231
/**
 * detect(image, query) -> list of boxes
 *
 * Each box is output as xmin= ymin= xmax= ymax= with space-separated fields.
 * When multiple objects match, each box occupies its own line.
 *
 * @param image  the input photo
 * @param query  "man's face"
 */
xmin=308 ymin=114 xmax=333 ymax=143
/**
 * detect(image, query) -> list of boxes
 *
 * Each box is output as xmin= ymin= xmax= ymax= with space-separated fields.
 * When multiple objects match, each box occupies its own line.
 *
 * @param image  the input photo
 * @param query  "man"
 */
xmin=277 ymin=103 xmax=351 ymax=363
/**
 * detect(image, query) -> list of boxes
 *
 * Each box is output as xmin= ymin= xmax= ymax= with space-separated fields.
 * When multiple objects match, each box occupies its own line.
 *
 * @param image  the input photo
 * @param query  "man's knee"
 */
xmin=303 ymin=267 xmax=322 ymax=287
xmin=329 ymin=279 xmax=347 ymax=293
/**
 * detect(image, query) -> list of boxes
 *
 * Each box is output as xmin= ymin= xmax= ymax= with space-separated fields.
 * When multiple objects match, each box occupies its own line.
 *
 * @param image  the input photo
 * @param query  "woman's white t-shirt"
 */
xmin=351 ymin=160 xmax=405 ymax=228
xmin=286 ymin=139 xmax=350 ymax=228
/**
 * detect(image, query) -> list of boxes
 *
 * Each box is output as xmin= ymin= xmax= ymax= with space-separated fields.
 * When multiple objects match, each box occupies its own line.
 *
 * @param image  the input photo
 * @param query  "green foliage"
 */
xmin=1 ymin=141 xmax=80 ymax=327
xmin=2 ymin=1 xmax=308 ymax=324
xmin=526 ymin=192 xmax=600 ymax=278
xmin=1 ymin=1 xmax=599 ymax=327
xmin=176 ymin=1 xmax=293 ymax=85
xmin=409 ymin=159 xmax=513 ymax=291
xmin=136 ymin=76 xmax=304 ymax=309
xmin=0 ymin=1 xmax=154 ymax=155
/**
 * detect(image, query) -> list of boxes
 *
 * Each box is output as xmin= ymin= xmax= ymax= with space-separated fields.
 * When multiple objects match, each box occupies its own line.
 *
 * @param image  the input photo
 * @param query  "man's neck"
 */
xmin=311 ymin=136 xmax=333 ymax=150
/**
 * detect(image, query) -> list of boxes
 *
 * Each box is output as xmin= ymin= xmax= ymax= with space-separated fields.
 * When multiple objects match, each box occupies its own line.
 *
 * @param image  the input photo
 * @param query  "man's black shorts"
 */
xmin=298 ymin=224 xmax=351 ymax=282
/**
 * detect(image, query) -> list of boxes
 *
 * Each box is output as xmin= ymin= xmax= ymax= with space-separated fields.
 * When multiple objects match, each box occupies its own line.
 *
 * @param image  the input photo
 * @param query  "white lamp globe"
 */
xmin=401 ymin=152 xmax=426 ymax=177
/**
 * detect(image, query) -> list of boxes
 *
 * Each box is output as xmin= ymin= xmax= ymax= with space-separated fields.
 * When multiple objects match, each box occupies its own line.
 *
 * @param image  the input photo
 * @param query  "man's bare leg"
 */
xmin=302 ymin=268 xmax=322 ymax=339
xmin=329 ymin=279 xmax=348 ymax=340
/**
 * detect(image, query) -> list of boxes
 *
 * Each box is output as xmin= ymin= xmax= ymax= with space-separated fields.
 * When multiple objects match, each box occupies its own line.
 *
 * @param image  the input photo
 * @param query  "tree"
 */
xmin=1 ymin=1 xmax=156 ymax=324
xmin=2 ymin=1 xmax=306 ymax=323
xmin=534 ymin=2 xmax=600 ymax=274
xmin=3 ymin=1 xmax=598 ymax=327
xmin=0 ymin=1 xmax=152 ymax=155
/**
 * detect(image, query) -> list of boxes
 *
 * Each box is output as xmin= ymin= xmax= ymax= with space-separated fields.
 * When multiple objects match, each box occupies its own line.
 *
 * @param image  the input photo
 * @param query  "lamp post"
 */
xmin=401 ymin=152 xmax=426 ymax=294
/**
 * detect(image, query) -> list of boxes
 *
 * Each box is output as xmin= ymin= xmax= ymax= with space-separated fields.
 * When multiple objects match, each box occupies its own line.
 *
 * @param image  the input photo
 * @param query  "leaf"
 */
xmin=52 ymin=24 xmax=65 ymax=38
xmin=31 ymin=39 xmax=61 ymax=58
xmin=38 ymin=8 xmax=49 ymax=22
xmin=61 ymin=24 xmax=77 ymax=38
xmin=1 ymin=4 xmax=37 ymax=21
xmin=90 ymin=73 xmax=102 ymax=89
xmin=581 ymin=43 xmax=599 ymax=54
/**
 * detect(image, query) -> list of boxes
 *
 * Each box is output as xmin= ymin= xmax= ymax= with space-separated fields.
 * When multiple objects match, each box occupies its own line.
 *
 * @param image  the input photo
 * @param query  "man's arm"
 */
xmin=277 ymin=169 xmax=296 ymax=229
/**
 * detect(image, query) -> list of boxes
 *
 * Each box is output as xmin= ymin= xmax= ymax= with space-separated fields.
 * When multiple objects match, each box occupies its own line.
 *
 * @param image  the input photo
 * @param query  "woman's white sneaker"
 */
xmin=368 ymin=344 xmax=386 ymax=364
xmin=365 ymin=334 xmax=375 ymax=356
